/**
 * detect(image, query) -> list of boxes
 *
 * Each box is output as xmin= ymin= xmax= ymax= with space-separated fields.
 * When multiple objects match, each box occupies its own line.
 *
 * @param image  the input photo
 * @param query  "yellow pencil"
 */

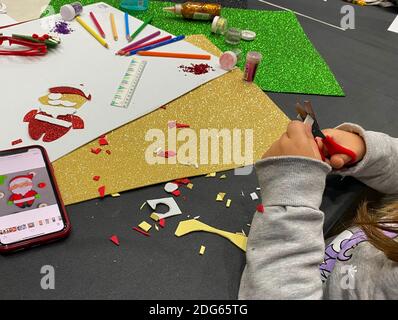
xmin=75 ymin=16 xmax=109 ymax=48
xmin=110 ymin=13 xmax=118 ymax=41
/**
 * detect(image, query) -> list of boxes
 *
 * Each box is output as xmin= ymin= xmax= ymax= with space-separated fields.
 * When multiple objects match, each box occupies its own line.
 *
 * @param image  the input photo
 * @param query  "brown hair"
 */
xmin=355 ymin=200 xmax=398 ymax=262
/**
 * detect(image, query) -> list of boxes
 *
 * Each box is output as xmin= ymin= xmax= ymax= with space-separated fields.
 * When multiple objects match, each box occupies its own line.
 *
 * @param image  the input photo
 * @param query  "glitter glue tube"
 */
xmin=243 ymin=51 xmax=262 ymax=82
xmin=60 ymin=2 xmax=83 ymax=21
xmin=219 ymin=48 xmax=241 ymax=71
xmin=163 ymin=2 xmax=221 ymax=21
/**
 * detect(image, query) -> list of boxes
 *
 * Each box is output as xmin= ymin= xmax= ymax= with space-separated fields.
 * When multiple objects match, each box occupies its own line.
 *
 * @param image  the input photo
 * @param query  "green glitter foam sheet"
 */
xmin=46 ymin=0 xmax=344 ymax=96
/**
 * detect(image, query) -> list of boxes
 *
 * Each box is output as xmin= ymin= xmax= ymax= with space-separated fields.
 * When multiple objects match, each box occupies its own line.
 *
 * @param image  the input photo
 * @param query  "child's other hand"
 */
xmin=262 ymin=121 xmax=322 ymax=161
xmin=315 ymin=128 xmax=366 ymax=169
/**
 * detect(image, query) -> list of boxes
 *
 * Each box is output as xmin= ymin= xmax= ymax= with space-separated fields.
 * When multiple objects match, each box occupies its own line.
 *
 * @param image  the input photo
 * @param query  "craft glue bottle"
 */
xmin=243 ymin=51 xmax=262 ymax=82
xmin=163 ymin=2 xmax=221 ymax=21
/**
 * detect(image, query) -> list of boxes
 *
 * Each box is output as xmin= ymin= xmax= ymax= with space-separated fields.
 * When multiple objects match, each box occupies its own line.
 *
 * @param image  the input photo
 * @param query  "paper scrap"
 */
xmin=98 ymin=186 xmax=106 ymax=198
xmin=132 ymin=227 xmax=150 ymax=237
xmin=155 ymin=224 xmax=159 ymax=231
xmin=172 ymin=190 xmax=181 ymax=197
xmin=216 ymin=192 xmax=226 ymax=201
xmin=159 ymin=219 xmax=166 ymax=228
xmin=109 ymin=235 xmax=119 ymax=246
xmin=99 ymin=137 xmax=108 ymax=146
xmin=146 ymin=197 xmax=182 ymax=220
xmin=93 ymin=176 xmax=100 ymax=181
xmin=91 ymin=148 xmax=101 ymax=154
xmin=226 ymin=199 xmax=231 ymax=208
xmin=111 ymin=193 xmax=120 ymax=197
xmin=388 ymin=15 xmax=398 ymax=33
xmin=199 ymin=245 xmax=206 ymax=255
xmin=164 ymin=182 xmax=179 ymax=193
xmin=106 ymin=150 xmax=111 ymax=155
xmin=220 ymin=174 xmax=227 ymax=179
xmin=140 ymin=202 xmax=147 ymax=210
xmin=175 ymin=219 xmax=247 ymax=252
xmin=187 ymin=183 xmax=194 ymax=190
xmin=138 ymin=221 xmax=152 ymax=232
xmin=11 ymin=139 xmax=23 ymax=146
xmin=256 ymin=204 xmax=264 ymax=213
xmin=150 ymin=212 xmax=159 ymax=221
xmin=250 ymin=192 xmax=258 ymax=200
xmin=205 ymin=172 xmax=216 ymax=177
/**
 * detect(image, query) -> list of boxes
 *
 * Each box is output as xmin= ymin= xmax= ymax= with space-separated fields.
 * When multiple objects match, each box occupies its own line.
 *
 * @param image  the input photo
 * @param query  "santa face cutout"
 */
xmin=23 ymin=85 xmax=91 ymax=143
xmin=7 ymin=174 xmax=40 ymax=208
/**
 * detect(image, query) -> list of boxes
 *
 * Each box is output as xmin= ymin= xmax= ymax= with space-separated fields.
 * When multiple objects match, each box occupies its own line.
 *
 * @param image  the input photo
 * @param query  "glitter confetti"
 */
xmin=133 ymin=227 xmax=150 ymax=237
xmin=159 ymin=219 xmax=166 ymax=228
xmin=91 ymin=147 xmax=101 ymax=154
xmin=216 ymin=192 xmax=226 ymax=202
xmin=205 ymin=172 xmax=216 ymax=178
xmin=226 ymin=199 xmax=232 ymax=208
xmin=51 ymin=20 xmax=74 ymax=35
xmin=38 ymin=182 xmax=46 ymax=188
xmin=199 ymin=245 xmax=206 ymax=255
xmin=138 ymin=221 xmax=152 ymax=232
xmin=99 ymin=137 xmax=108 ymax=146
xmin=98 ymin=185 xmax=106 ymax=198
xmin=257 ymin=204 xmax=265 ymax=213
xmin=109 ymin=235 xmax=119 ymax=246
xmin=11 ymin=139 xmax=22 ymax=146
xmin=178 ymin=63 xmax=215 ymax=75
xmin=93 ymin=176 xmax=100 ymax=181
xmin=250 ymin=192 xmax=258 ymax=200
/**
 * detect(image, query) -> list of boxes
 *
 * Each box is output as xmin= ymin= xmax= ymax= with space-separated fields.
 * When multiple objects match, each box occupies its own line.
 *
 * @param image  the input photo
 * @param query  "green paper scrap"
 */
xmin=0 ymin=175 xmax=6 ymax=185
xmin=46 ymin=0 xmax=344 ymax=96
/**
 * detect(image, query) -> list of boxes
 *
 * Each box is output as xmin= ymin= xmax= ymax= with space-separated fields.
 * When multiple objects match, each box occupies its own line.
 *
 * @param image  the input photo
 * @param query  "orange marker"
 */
xmin=136 ymin=51 xmax=211 ymax=60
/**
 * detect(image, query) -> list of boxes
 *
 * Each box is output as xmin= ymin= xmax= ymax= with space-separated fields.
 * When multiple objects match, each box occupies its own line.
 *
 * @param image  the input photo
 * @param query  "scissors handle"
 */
xmin=322 ymin=135 xmax=357 ymax=164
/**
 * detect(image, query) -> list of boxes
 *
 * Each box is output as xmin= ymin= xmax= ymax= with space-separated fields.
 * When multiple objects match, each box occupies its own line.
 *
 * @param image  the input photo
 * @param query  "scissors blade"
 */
xmin=303 ymin=101 xmax=325 ymax=139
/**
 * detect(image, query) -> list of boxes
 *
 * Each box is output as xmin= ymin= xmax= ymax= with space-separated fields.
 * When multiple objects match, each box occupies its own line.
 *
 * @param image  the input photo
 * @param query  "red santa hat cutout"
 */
xmin=49 ymin=84 xmax=91 ymax=101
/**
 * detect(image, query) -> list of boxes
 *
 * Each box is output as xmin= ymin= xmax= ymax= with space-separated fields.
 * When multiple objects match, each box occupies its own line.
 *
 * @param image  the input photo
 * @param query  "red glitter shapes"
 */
xmin=109 ymin=235 xmax=120 ymax=246
xmin=11 ymin=139 xmax=22 ymax=146
xmin=98 ymin=185 xmax=106 ymax=198
xmin=132 ymin=227 xmax=150 ymax=237
xmin=178 ymin=63 xmax=215 ymax=75
xmin=99 ymin=137 xmax=108 ymax=146
xmin=91 ymin=147 xmax=102 ymax=154
xmin=256 ymin=204 xmax=264 ymax=213
xmin=93 ymin=176 xmax=100 ymax=181
xmin=38 ymin=182 xmax=46 ymax=188
xmin=172 ymin=190 xmax=181 ymax=197
xmin=159 ymin=219 xmax=165 ymax=228
xmin=174 ymin=178 xmax=190 ymax=185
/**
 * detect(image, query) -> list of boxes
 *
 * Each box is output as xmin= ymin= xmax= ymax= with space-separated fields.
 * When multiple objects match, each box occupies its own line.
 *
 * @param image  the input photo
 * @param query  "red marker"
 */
xmin=89 ymin=12 xmax=106 ymax=38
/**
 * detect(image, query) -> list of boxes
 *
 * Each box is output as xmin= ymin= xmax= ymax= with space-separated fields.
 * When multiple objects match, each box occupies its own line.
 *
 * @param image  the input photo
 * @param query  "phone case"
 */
xmin=0 ymin=145 xmax=71 ymax=253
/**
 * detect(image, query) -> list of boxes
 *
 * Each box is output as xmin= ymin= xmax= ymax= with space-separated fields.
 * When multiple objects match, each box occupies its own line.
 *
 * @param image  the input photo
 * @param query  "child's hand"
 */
xmin=315 ymin=128 xmax=366 ymax=169
xmin=262 ymin=121 xmax=322 ymax=161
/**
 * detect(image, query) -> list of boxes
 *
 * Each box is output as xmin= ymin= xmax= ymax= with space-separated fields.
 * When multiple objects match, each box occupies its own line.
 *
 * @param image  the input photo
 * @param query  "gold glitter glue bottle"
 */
xmin=163 ymin=2 xmax=221 ymax=21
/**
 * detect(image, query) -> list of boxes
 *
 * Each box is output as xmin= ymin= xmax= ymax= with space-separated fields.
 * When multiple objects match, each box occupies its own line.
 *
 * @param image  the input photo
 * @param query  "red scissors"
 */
xmin=0 ymin=35 xmax=47 ymax=56
xmin=296 ymin=101 xmax=357 ymax=164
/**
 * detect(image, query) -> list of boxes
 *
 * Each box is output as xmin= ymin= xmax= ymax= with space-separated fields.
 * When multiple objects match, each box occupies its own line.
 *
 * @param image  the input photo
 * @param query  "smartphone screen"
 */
xmin=0 ymin=147 xmax=65 ymax=245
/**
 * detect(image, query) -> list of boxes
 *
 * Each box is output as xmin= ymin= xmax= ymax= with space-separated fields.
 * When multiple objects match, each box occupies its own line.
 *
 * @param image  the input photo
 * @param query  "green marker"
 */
xmin=129 ymin=15 xmax=154 ymax=42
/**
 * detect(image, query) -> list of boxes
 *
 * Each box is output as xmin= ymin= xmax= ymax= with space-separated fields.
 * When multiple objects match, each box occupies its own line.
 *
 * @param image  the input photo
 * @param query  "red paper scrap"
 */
xmin=176 ymin=123 xmax=190 ymax=128
xmin=38 ymin=182 xmax=46 ymax=188
xmin=106 ymin=150 xmax=111 ymax=155
xmin=98 ymin=185 xmax=106 ymax=198
xmin=109 ymin=235 xmax=120 ymax=246
xmin=159 ymin=219 xmax=165 ymax=228
xmin=99 ymin=137 xmax=108 ymax=146
xmin=132 ymin=227 xmax=150 ymax=237
xmin=256 ymin=204 xmax=264 ymax=213
xmin=91 ymin=147 xmax=102 ymax=154
xmin=172 ymin=190 xmax=181 ymax=197
xmin=174 ymin=178 xmax=190 ymax=185
xmin=11 ymin=139 xmax=23 ymax=146
xmin=159 ymin=150 xmax=176 ymax=158
xmin=93 ymin=176 xmax=100 ymax=181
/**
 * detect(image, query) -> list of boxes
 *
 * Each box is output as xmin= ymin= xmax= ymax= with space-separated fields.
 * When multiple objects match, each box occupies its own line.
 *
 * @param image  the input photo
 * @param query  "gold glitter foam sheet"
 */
xmin=53 ymin=35 xmax=290 ymax=205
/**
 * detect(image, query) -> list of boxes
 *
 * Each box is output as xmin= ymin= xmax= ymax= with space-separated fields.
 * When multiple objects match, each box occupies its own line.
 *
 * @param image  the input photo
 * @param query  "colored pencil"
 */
xmin=110 ymin=13 xmax=118 ymax=41
xmin=137 ymin=51 xmax=211 ymax=60
xmin=122 ymin=35 xmax=172 ymax=55
xmin=89 ymin=12 xmax=106 ymax=38
xmin=129 ymin=14 xmax=154 ymax=42
xmin=117 ymin=30 xmax=161 ymax=55
xmin=124 ymin=12 xmax=130 ymax=41
xmin=127 ymin=35 xmax=185 ymax=56
xmin=76 ymin=16 xmax=108 ymax=48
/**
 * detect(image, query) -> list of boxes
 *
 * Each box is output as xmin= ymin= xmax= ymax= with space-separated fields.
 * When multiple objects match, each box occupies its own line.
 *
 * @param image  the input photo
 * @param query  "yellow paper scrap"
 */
xmin=155 ymin=224 xmax=159 ymax=231
xmin=150 ymin=213 xmax=159 ymax=221
xmin=187 ymin=183 xmax=194 ymax=190
xmin=138 ymin=221 xmax=152 ymax=232
xmin=140 ymin=202 xmax=147 ymax=210
xmin=220 ymin=175 xmax=227 ymax=179
xmin=199 ymin=245 xmax=206 ymax=255
xmin=226 ymin=199 xmax=232 ymax=208
xmin=111 ymin=193 xmax=121 ymax=197
xmin=216 ymin=192 xmax=226 ymax=201
xmin=175 ymin=219 xmax=247 ymax=252
xmin=205 ymin=172 xmax=216 ymax=178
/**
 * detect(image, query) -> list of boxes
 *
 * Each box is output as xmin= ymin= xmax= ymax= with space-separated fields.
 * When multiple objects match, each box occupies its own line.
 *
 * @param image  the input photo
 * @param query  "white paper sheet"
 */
xmin=388 ymin=15 xmax=398 ymax=33
xmin=0 ymin=2 xmax=227 ymax=161
xmin=0 ymin=13 xmax=16 ymax=25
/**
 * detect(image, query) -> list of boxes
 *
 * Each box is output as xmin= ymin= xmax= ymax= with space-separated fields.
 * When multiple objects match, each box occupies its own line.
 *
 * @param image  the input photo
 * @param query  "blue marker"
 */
xmin=124 ymin=12 xmax=130 ymax=41
xmin=127 ymin=35 xmax=186 ymax=56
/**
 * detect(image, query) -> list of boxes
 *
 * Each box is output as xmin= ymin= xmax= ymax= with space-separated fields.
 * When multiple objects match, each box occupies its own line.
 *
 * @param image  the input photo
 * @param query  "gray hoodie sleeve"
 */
xmin=239 ymin=124 xmax=398 ymax=300
xmin=239 ymin=157 xmax=331 ymax=300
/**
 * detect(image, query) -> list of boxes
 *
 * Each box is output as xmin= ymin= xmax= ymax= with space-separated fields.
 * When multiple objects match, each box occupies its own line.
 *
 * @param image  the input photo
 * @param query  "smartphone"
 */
xmin=0 ymin=146 xmax=70 ymax=253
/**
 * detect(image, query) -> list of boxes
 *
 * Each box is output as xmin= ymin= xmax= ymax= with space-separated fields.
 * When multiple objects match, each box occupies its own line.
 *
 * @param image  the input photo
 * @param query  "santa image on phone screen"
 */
xmin=7 ymin=174 xmax=40 ymax=208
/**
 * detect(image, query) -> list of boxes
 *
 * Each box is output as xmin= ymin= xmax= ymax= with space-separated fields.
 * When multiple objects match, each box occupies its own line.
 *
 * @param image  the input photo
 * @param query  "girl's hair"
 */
xmin=355 ymin=200 xmax=398 ymax=262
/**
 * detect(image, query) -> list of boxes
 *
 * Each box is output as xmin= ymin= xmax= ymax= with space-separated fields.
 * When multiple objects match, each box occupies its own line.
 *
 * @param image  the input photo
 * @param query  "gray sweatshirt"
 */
xmin=239 ymin=123 xmax=398 ymax=300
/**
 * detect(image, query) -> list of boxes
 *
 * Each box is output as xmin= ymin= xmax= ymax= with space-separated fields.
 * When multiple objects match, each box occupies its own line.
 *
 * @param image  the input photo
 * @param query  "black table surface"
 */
xmin=1 ymin=0 xmax=397 ymax=299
